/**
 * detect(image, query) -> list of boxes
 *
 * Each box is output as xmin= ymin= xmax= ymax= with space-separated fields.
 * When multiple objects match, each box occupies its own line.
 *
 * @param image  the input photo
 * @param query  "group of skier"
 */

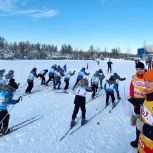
xmin=0 ymin=69 xmax=22 ymax=134
xmin=70 ymin=65 xmax=126 ymax=128
xmin=1 ymin=59 xmax=153 ymax=152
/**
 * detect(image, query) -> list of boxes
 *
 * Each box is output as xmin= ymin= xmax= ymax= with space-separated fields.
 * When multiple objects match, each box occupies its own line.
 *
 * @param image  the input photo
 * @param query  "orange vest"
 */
xmin=138 ymin=100 xmax=153 ymax=153
xmin=132 ymin=75 xmax=146 ymax=98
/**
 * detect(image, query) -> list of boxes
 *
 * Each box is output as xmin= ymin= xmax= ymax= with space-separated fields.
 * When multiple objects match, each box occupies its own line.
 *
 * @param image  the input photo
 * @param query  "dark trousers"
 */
xmin=55 ymin=79 xmax=61 ymax=89
xmin=107 ymin=66 xmax=112 ymax=73
xmin=73 ymin=79 xmax=81 ymax=90
xmin=64 ymin=79 xmax=69 ymax=90
xmin=115 ymin=84 xmax=120 ymax=99
xmin=46 ymin=76 xmax=55 ymax=87
xmin=100 ymin=79 xmax=103 ymax=88
xmin=25 ymin=81 xmax=33 ymax=93
xmin=37 ymin=74 xmax=45 ymax=84
xmin=72 ymin=95 xmax=86 ymax=120
xmin=91 ymin=84 xmax=98 ymax=98
xmin=0 ymin=110 xmax=10 ymax=129
xmin=134 ymin=106 xmax=140 ymax=142
xmin=106 ymin=92 xmax=115 ymax=106
xmin=148 ymin=66 xmax=151 ymax=70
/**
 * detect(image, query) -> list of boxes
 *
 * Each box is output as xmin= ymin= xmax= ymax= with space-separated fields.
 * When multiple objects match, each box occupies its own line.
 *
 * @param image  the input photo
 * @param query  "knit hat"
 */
xmin=109 ymin=76 xmax=115 ymax=82
xmin=79 ymin=78 xmax=88 ymax=86
xmin=144 ymin=69 xmax=153 ymax=82
xmin=136 ymin=62 xmax=144 ymax=69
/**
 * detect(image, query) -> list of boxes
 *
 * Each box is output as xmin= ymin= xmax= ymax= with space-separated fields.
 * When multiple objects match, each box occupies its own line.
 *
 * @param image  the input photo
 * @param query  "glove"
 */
xmin=136 ymin=118 xmax=144 ymax=132
xmin=130 ymin=114 xmax=140 ymax=126
xmin=128 ymin=97 xmax=135 ymax=104
xmin=124 ymin=78 xmax=126 ymax=80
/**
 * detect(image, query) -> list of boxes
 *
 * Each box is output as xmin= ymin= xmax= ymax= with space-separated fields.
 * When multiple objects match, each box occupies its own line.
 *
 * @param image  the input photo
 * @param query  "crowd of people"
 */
xmin=0 ymin=58 xmax=153 ymax=153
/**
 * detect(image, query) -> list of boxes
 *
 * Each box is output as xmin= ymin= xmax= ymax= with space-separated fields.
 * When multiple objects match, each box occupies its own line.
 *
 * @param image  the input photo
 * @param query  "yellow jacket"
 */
xmin=138 ymin=93 xmax=153 ymax=153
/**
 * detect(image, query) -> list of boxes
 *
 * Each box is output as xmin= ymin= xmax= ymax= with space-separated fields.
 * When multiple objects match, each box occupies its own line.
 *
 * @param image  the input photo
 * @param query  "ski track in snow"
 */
xmin=0 ymin=59 xmax=140 ymax=153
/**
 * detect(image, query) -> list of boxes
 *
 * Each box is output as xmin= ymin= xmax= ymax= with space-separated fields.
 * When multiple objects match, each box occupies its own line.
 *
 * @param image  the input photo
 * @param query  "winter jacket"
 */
xmin=130 ymin=74 xmax=146 ymax=98
xmin=64 ymin=71 xmax=75 ymax=81
xmin=111 ymin=73 xmax=125 ymax=85
xmin=104 ymin=80 xmax=115 ymax=93
xmin=27 ymin=73 xmax=35 ymax=82
xmin=0 ymin=89 xmax=19 ymax=111
xmin=138 ymin=92 xmax=153 ymax=153
xmin=107 ymin=61 xmax=113 ymax=67
xmin=2 ymin=70 xmax=14 ymax=83
xmin=91 ymin=76 xmax=100 ymax=86
xmin=77 ymin=69 xmax=90 ymax=80
xmin=38 ymin=70 xmax=48 ymax=76
xmin=49 ymin=67 xmax=56 ymax=77
xmin=75 ymin=85 xmax=92 ymax=97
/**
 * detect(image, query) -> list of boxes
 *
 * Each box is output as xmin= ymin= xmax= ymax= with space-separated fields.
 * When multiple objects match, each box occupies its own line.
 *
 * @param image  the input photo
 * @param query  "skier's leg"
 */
xmin=3 ymin=111 xmax=10 ymax=129
xmin=0 ymin=111 xmax=10 ymax=134
xmin=72 ymin=104 xmax=79 ymax=120
xmin=64 ymin=80 xmax=69 ymax=90
xmin=92 ymin=84 xmax=96 ymax=98
xmin=106 ymin=92 xmax=109 ymax=106
xmin=28 ymin=82 xmax=34 ymax=93
xmin=111 ymin=93 xmax=115 ymax=106
xmin=46 ymin=76 xmax=51 ymax=85
xmin=81 ymin=101 xmax=86 ymax=120
xmin=25 ymin=82 xmax=31 ymax=93
xmin=73 ymin=79 xmax=79 ymax=90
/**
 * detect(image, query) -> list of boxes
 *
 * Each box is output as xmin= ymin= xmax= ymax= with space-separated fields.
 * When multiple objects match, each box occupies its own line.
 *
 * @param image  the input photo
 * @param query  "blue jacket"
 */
xmin=0 ymin=89 xmax=19 ymax=111
xmin=77 ymin=68 xmax=90 ymax=80
xmin=104 ymin=80 xmax=116 ymax=93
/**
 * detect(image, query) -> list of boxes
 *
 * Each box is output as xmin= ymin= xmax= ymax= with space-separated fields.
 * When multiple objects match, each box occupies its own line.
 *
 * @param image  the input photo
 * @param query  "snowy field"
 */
xmin=0 ymin=59 xmax=143 ymax=153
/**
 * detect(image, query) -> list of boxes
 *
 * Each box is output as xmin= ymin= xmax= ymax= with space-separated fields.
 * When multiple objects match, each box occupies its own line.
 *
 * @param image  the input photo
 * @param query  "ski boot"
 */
xmin=130 ymin=140 xmax=138 ymax=148
xmin=0 ymin=127 xmax=10 ymax=135
xmin=81 ymin=119 xmax=88 ymax=126
xmin=70 ymin=120 xmax=76 ymax=128
xmin=92 ymin=95 xmax=95 ymax=99
xmin=112 ymin=102 xmax=115 ymax=108
xmin=118 ymin=97 xmax=121 ymax=100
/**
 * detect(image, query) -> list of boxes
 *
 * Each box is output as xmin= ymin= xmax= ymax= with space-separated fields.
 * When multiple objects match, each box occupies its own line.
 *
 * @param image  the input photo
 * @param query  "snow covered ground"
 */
xmin=0 ymin=59 xmax=143 ymax=153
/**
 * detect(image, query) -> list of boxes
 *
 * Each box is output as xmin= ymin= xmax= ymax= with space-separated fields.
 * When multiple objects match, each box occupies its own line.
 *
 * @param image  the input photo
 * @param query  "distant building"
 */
xmin=137 ymin=47 xmax=153 ymax=60
xmin=137 ymin=48 xmax=146 ymax=57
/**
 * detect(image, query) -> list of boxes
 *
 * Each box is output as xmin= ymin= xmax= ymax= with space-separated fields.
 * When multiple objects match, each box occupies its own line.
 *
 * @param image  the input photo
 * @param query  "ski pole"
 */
xmin=0 ymin=105 xmax=15 ymax=126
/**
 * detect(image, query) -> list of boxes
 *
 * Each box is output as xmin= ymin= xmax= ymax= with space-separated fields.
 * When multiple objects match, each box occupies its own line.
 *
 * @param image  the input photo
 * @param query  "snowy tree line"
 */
xmin=0 ymin=36 xmax=136 ymax=60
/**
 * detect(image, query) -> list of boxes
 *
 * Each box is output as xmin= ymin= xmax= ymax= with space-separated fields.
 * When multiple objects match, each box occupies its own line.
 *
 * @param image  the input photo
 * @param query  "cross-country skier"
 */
xmin=3 ymin=70 xmax=14 ymax=84
xmin=70 ymin=78 xmax=92 ymax=127
xmin=25 ymin=68 xmax=38 ymax=94
xmin=0 ymin=85 xmax=21 ymax=135
xmin=111 ymin=72 xmax=126 ymax=100
xmin=37 ymin=69 xmax=48 ymax=85
xmin=107 ymin=59 xmax=113 ymax=73
xmin=8 ymin=78 xmax=19 ymax=91
xmin=54 ymin=66 xmax=65 ymax=89
xmin=104 ymin=76 xmax=116 ymax=107
xmin=46 ymin=65 xmax=58 ymax=87
xmin=64 ymin=70 xmax=75 ymax=92
xmin=91 ymin=73 xmax=100 ymax=99
xmin=95 ymin=69 xmax=105 ymax=89
xmin=73 ymin=68 xmax=90 ymax=90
